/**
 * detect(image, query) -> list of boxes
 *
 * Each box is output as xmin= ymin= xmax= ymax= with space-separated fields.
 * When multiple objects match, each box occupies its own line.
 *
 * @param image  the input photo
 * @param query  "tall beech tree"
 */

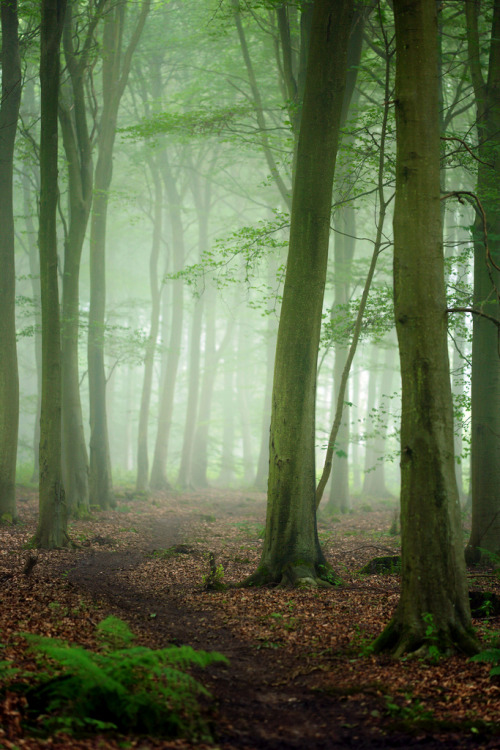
xmin=88 ymin=0 xmax=150 ymax=509
xmin=240 ymin=0 xmax=354 ymax=588
xmin=59 ymin=0 xmax=107 ymax=516
xmin=0 ymin=0 xmax=22 ymax=522
xmin=464 ymin=0 xmax=500 ymax=562
xmin=373 ymin=0 xmax=476 ymax=656
xmin=34 ymin=0 xmax=69 ymax=549
xmin=149 ymin=152 xmax=186 ymax=490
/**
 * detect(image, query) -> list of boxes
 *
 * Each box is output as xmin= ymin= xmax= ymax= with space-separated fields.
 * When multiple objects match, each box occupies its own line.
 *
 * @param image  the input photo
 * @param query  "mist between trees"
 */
xmin=1 ymin=0 xmax=499 ymax=655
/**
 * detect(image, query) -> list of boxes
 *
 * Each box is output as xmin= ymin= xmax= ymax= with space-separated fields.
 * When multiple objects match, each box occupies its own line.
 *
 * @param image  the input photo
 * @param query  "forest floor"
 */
xmin=1 ymin=488 xmax=500 ymax=750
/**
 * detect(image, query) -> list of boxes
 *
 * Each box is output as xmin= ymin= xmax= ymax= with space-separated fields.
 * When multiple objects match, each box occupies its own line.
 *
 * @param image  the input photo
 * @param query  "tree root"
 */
xmin=237 ymin=561 xmax=341 ymax=589
xmin=372 ymin=618 xmax=479 ymax=658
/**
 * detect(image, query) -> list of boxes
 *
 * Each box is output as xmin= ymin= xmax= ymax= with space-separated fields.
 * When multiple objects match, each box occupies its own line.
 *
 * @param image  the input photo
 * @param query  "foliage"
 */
xmin=1 ymin=616 xmax=228 ymax=739
xmin=421 ymin=612 xmax=442 ymax=663
xmin=202 ymin=552 xmax=226 ymax=591
xmin=471 ymin=647 xmax=500 ymax=677
xmin=168 ymin=210 xmax=289 ymax=302
xmin=119 ymin=103 xmax=253 ymax=143
xmin=384 ymin=691 xmax=434 ymax=722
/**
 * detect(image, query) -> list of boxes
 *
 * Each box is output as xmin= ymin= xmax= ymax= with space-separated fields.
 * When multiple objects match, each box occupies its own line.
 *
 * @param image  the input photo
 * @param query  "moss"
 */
xmin=358 ymin=555 xmax=401 ymax=575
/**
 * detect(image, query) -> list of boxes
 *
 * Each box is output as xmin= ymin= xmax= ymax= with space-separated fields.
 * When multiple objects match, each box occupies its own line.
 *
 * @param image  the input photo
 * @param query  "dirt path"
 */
xmin=61 ymin=498 xmax=496 ymax=750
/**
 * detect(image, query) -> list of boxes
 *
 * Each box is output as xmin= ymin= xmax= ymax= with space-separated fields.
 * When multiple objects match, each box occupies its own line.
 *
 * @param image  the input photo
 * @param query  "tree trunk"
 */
xmin=217 ymin=349 xmax=235 ymax=487
xmin=23 ymin=172 xmax=43 ymax=483
xmin=464 ymin=0 xmax=500 ymax=563
xmin=237 ymin=319 xmax=254 ymax=486
xmin=373 ymin=0 xmax=476 ymax=656
xmin=177 ymin=163 xmax=210 ymax=489
xmin=240 ymin=0 xmax=354 ymax=588
xmin=326 ymin=205 xmax=356 ymax=513
xmin=34 ymin=0 xmax=69 ymax=549
xmin=191 ymin=294 xmax=233 ymax=488
xmin=254 ymin=255 xmax=279 ymax=491
xmin=149 ymin=154 xmax=185 ymax=490
xmin=19 ymin=79 xmax=42 ymax=483
xmin=88 ymin=0 xmax=150 ymax=509
xmin=350 ymin=367 xmax=361 ymax=494
xmin=0 ymin=0 xmax=21 ymax=521
xmin=363 ymin=344 xmax=395 ymax=498
xmin=362 ymin=345 xmax=380 ymax=495
xmin=136 ymin=159 xmax=163 ymax=492
xmin=177 ymin=296 xmax=203 ymax=488
xmin=58 ymin=0 xmax=100 ymax=515
xmin=190 ymin=289 xmax=218 ymax=489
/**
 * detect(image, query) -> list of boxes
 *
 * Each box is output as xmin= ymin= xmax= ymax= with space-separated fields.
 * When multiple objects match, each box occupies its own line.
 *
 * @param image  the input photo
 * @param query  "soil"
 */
xmin=1 ymin=488 xmax=500 ymax=750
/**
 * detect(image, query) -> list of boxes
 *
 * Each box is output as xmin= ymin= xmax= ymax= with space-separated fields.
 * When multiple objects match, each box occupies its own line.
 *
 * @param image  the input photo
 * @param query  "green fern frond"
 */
xmin=3 ymin=616 xmax=228 ymax=740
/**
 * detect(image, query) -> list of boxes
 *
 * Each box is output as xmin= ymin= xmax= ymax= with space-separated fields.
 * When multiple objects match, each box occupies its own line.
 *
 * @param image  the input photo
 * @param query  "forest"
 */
xmin=1 ymin=0 xmax=500 ymax=747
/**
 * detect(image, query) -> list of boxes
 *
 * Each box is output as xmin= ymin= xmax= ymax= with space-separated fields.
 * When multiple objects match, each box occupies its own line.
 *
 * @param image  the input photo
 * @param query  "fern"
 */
xmin=471 ymin=648 xmax=500 ymax=676
xmin=1 ymin=616 xmax=228 ymax=739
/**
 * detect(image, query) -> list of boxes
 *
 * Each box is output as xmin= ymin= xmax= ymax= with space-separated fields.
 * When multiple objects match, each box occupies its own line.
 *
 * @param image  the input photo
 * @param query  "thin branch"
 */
xmin=441 ymin=135 xmax=494 ymax=169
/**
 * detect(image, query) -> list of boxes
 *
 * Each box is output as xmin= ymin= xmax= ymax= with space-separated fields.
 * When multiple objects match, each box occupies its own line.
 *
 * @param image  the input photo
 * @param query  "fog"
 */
xmin=11 ymin=0 xmax=475 ymax=512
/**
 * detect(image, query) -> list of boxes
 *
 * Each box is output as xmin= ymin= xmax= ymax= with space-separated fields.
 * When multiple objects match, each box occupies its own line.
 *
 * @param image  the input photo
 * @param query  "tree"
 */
xmin=373 ymin=0 xmax=476 ymax=656
xmin=33 ymin=0 xmax=69 ymax=549
xmin=88 ymin=0 xmax=150 ymax=508
xmin=0 ymin=0 xmax=22 ymax=522
xmin=464 ymin=0 xmax=500 ymax=562
xmin=59 ymin=0 xmax=107 ymax=516
xmin=149 ymin=151 xmax=186 ymax=490
xmin=240 ymin=0 xmax=354 ymax=588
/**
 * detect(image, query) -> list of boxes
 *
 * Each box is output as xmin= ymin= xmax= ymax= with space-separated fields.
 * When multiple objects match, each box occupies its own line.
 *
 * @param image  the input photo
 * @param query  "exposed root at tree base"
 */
xmin=372 ymin=618 xmax=479 ymax=659
xmin=237 ymin=561 xmax=340 ymax=589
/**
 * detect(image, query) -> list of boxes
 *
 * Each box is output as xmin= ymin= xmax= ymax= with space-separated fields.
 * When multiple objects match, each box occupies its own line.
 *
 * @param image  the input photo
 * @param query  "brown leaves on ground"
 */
xmin=0 ymin=488 xmax=499 ymax=749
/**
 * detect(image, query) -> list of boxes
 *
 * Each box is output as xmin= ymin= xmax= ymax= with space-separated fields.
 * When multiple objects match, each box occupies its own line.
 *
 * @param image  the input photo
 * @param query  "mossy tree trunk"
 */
xmin=0 ymin=0 xmax=22 ymax=522
xmin=464 ymin=0 xmax=500 ymax=563
xmin=373 ymin=0 xmax=476 ymax=657
xmin=240 ymin=0 xmax=354 ymax=589
xmin=34 ymin=0 xmax=69 ymax=549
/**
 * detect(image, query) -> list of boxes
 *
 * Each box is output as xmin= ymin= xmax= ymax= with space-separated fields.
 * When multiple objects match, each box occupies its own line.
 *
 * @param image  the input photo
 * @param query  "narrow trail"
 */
xmin=63 ymin=507 xmax=491 ymax=750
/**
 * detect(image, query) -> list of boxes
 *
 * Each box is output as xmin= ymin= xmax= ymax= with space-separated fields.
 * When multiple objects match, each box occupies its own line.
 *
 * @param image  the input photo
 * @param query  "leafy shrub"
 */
xmin=2 ymin=616 xmax=228 ymax=739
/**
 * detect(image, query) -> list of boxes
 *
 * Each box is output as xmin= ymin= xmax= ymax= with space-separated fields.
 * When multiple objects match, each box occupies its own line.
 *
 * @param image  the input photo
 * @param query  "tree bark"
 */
xmin=0 ymin=0 xmax=22 ymax=521
xmin=34 ymin=0 xmax=69 ymax=549
xmin=373 ymin=0 xmax=476 ymax=656
xmin=240 ymin=0 xmax=354 ymax=589
xmin=464 ymin=0 xmax=500 ymax=563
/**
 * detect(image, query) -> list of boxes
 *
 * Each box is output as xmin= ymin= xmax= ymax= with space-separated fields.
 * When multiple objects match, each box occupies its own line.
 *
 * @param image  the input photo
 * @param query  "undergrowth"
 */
xmin=0 ymin=615 xmax=228 ymax=740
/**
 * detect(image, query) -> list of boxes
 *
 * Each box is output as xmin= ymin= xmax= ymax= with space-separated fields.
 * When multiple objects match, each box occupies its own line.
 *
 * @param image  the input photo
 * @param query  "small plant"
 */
xmin=422 ymin=612 xmax=441 ymax=662
xmin=350 ymin=624 xmax=374 ymax=656
xmin=202 ymin=552 xmax=226 ymax=591
xmin=471 ymin=646 xmax=500 ymax=677
xmin=478 ymin=596 xmax=495 ymax=618
xmin=0 ymin=616 xmax=228 ymax=739
xmin=384 ymin=692 xmax=433 ymax=722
